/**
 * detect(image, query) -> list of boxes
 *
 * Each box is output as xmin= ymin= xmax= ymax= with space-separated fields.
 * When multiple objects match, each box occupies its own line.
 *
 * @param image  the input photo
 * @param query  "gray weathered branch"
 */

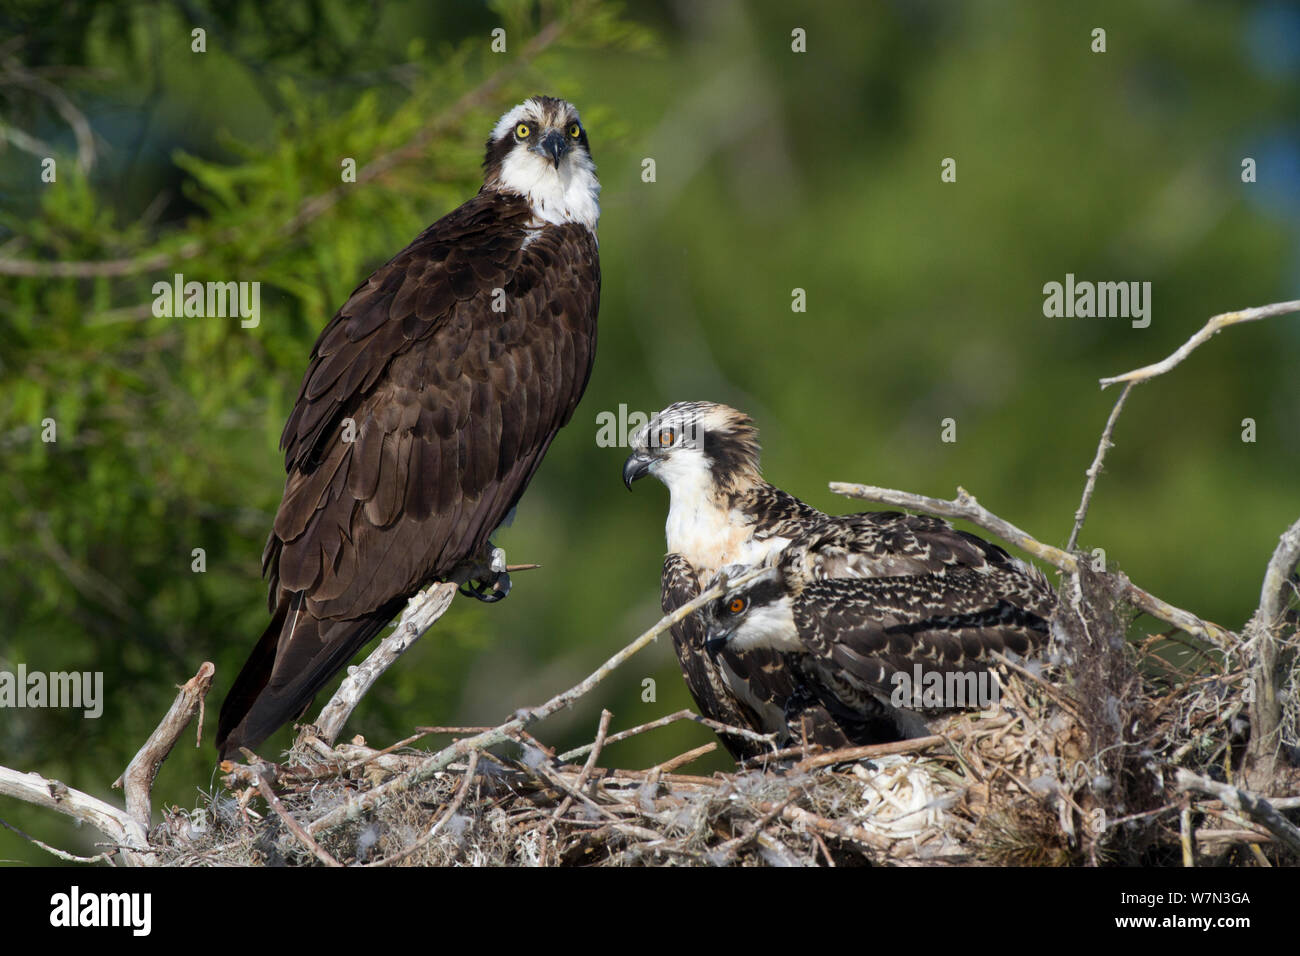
xmin=309 ymin=583 xmax=458 ymax=747
xmin=829 ymin=481 xmax=1234 ymax=649
xmin=1241 ymin=516 xmax=1300 ymax=786
xmin=113 ymin=661 xmax=214 ymax=831
xmin=0 ymin=766 xmax=152 ymax=866
xmin=1174 ymin=768 xmax=1300 ymax=857
xmin=1099 ymin=300 xmax=1300 ymax=389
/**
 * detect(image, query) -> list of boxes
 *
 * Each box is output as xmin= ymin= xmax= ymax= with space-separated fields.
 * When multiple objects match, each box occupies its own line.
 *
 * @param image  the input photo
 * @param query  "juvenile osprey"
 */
xmin=218 ymin=96 xmax=600 ymax=761
xmin=701 ymin=516 xmax=1056 ymax=739
xmin=623 ymin=401 xmax=1055 ymax=754
xmin=623 ymin=402 xmax=849 ymax=759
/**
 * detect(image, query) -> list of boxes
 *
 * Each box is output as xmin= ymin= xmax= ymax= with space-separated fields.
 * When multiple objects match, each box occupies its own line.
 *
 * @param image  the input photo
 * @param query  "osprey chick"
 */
xmin=702 ymin=518 xmax=1056 ymax=740
xmin=623 ymin=401 xmax=1056 ymax=754
xmin=218 ymin=96 xmax=600 ymax=761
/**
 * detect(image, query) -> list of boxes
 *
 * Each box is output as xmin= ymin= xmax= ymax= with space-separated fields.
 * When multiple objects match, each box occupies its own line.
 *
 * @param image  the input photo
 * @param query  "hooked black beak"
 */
xmin=704 ymin=631 xmax=731 ymax=658
xmin=623 ymin=452 xmax=652 ymax=491
xmin=538 ymin=129 xmax=568 ymax=168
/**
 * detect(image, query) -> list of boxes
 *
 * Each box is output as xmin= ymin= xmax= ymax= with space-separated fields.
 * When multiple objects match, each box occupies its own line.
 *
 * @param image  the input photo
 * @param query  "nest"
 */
xmin=154 ymin=583 xmax=1293 ymax=867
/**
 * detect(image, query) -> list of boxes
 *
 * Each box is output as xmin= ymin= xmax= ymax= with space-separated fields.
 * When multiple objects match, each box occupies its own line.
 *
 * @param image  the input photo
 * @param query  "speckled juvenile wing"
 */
xmin=791 ymin=566 xmax=1053 ymax=708
xmin=786 ymin=510 xmax=1050 ymax=584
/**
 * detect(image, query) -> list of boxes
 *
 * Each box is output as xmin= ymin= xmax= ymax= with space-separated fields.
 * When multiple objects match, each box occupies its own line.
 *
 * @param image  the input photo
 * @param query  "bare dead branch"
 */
xmin=1067 ymin=382 xmax=1134 ymax=551
xmin=1242 ymin=515 xmax=1300 ymax=784
xmin=829 ymin=481 xmax=1234 ymax=649
xmin=309 ymin=582 xmax=458 ymax=746
xmin=112 ymin=662 xmax=215 ymax=832
xmin=1100 ymin=300 xmax=1300 ymax=389
xmin=650 ymin=742 xmax=717 ymax=775
xmin=558 ymin=709 xmax=696 ymax=762
xmin=1173 ymin=768 xmax=1300 ymax=857
xmin=304 ymin=564 xmax=770 ymax=836
xmin=255 ymin=768 xmax=342 ymax=867
xmin=557 ymin=708 xmax=777 ymax=763
xmin=0 ymin=817 xmax=114 ymax=864
xmin=553 ymin=710 xmax=612 ymax=822
xmin=0 ymin=766 xmax=151 ymax=866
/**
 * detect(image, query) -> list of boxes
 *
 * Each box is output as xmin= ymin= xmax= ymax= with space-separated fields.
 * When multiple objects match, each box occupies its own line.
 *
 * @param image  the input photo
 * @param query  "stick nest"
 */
xmin=155 ymin=572 xmax=1295 ymax=867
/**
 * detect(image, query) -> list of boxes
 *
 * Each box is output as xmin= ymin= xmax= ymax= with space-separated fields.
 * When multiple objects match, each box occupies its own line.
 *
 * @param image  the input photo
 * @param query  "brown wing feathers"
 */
xmin=218 ymin=193 xmax=599 ymax=760
xmin=777 ymin=519 xmax=1055 ymax=727
xmin=795 ymin=569 xmax=1051 ymax=691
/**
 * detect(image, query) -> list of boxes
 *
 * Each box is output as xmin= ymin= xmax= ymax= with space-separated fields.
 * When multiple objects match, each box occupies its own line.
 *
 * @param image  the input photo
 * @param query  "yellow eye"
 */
xmin=568 ymin=122 xmax=581 ymax=139
xmin=728 ymin=597 xmax=746 ymax=614
xmin=657 ymin=428 xmax=676 ymax=447
xmin=515 ymin=123 xmax=530 ymax=138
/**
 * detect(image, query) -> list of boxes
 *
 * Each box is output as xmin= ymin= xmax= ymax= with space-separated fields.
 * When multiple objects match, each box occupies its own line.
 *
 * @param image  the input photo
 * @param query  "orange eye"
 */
xmin=657 ymin=428 xmax=676 ymax=447
xmin=728 ymin=597 xmax=746 ymax=614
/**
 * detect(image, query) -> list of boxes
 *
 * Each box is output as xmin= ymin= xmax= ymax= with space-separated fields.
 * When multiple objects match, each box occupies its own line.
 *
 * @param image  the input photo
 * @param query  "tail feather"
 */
xmin=216 ymin=597 xmax=400 ymax=761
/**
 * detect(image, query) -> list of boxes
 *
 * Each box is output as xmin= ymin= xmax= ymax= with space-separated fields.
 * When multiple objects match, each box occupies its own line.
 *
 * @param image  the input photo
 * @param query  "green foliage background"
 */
xmin=1 ymin=0 xmax=1296 ymax=864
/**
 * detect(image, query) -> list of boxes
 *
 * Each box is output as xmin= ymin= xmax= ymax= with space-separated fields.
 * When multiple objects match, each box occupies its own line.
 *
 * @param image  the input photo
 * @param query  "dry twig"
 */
xmin=1241 ymin=516 xmax=1300 ymax=786
xmin=303 ymin=564 xmax=770 ymax=837
xmin=553 ymin=710 xmax=612 ymax=822
xmin=310 ymin=583 xmax=458 ymax=746
xmin=830 ymin=481 xmax=1234 ymax=649
xmin=1067 ymin=382 xmax=1133 ymax=552
xmin=112 ymin=661 xmax=214 ymax=832
xmin=1174 ymin=768 xmax=1300 ymax=857
xmin=255 ymin=768 xmax=342 ymax=867
xmin=1099 ymin=300 xmax=1300 ymax=388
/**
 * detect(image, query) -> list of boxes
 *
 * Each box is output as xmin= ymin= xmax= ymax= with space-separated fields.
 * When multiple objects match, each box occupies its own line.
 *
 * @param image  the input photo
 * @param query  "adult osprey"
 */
xmin=622 ymin=401 xmax=1055 ymax=755
xmin=701 ymin=516 xmax=1056 ymax=740
xmin=217 ymin=96 xmax=600 ymax=761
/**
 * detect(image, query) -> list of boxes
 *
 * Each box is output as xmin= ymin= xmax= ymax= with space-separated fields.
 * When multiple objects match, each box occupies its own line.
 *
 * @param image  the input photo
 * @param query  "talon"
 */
xmin=453 ymin=541 xmax=513 ymax=602
xmin=459 ymin=571 xmax=512 ymax=603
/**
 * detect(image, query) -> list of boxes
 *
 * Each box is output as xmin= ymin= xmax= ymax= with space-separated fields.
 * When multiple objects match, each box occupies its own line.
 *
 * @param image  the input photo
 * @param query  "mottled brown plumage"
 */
xmin=626 ymin=403 xmax=879 ymax=757
xmin=626 ymin=401 xmax=1056 ymax=755
xmin=218 ymin=97 xmax=600 ymax=760
xmin=661 ymin=554 xmax=852 ymax=759
xmin=703 ymin=514 xmax=1057 ymax=741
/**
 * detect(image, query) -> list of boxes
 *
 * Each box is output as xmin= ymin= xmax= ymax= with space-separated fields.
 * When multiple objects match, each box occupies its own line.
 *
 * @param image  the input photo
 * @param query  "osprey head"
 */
xmin=622 ymin=401 xmax=763 ymax=494
xmin=701 ymin=565 xmax=797 ymax=656
xmin=483 ymin=95 xmax=599 ymax=230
